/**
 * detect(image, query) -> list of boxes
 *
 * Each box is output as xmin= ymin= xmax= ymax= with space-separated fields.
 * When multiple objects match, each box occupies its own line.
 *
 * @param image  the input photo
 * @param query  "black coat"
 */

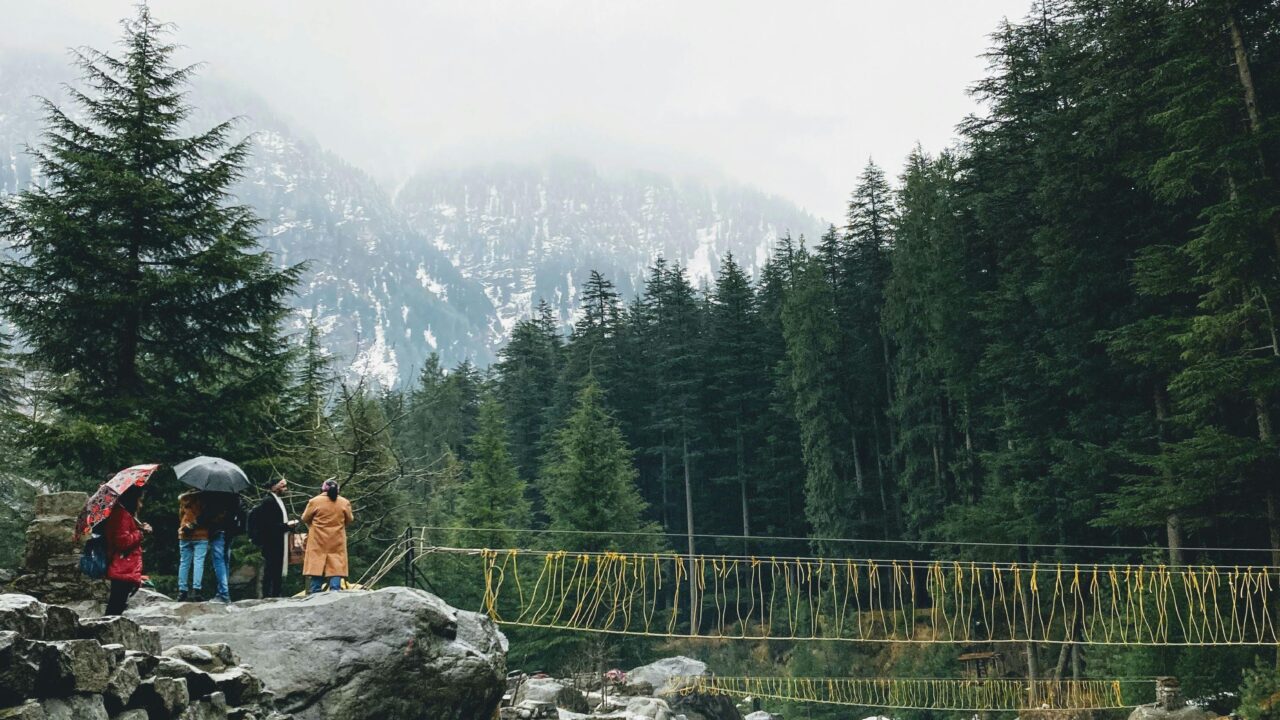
xmin=249 ymin=495 xmax=290 ymax=556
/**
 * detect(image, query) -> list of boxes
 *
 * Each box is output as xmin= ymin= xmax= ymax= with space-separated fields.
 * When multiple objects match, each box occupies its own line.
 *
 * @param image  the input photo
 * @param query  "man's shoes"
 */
xmin=210 ymin=594 xmax=231 ymax=604
xmin=177 ymin=591 xmax=189 ymax=602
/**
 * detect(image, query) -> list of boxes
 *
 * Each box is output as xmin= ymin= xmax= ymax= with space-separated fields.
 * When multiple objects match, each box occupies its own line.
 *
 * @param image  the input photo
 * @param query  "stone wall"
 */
xmin=0 ymin=592 xmax=289 ymax=720
xmin=8 ymin=492 xmax=105 ymax=605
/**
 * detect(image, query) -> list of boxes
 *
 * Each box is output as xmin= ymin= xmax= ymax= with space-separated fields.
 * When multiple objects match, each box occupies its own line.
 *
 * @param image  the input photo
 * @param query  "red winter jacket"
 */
xmin=105 ymin=507 xmax=144 ymax=585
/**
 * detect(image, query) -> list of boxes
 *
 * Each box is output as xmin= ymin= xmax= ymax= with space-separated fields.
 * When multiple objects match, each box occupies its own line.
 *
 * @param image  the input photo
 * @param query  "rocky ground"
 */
xmin=0 ymin=592 xmax=285 ymax=720
xmin=501 ymin=656 xmax=766 ymax=720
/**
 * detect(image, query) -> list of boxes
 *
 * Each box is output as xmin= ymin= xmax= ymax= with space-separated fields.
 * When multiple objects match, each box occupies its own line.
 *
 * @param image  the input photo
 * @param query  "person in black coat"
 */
xmin=249 ymin=476 xmax=298 ymax=598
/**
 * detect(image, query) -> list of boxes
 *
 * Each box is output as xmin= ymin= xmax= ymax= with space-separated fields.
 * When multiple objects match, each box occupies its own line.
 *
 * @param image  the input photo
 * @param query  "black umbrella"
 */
xmin=173 ymin=456 xmax=250 ymax=493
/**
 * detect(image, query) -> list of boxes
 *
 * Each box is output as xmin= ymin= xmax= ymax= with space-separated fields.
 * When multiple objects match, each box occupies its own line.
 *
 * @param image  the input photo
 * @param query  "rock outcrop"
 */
xmin=129 ymin=586 xmax=507 ymax=720
xmin=500 ymin=657 xmax=746 ymax=720
xmin=8 ymin=492 xmax=105 ymax=605
xmin=0 ymin=592 xmax=286 ymax=720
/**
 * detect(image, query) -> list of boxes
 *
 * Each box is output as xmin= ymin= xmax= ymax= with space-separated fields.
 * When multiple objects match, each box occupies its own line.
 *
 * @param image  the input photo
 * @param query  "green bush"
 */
xmin=1239 ymin=660 xmax=1280 ymax=720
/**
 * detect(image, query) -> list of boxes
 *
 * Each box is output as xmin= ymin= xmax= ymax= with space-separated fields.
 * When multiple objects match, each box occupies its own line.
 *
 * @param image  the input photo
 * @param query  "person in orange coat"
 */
xmin=300 ymin=479 xmax=354 ymax=593
xmin=105 ymin=484 xmax=152 ymax=615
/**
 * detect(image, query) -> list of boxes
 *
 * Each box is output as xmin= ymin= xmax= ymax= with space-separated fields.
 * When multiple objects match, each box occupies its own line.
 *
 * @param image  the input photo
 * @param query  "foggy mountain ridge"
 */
xmin=1 ymin=54 xmax=824 ymax=386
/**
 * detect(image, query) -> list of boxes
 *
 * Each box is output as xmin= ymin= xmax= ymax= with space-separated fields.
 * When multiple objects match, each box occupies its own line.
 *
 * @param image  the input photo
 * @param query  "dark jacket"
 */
xmin=105 ymin=507 xmax=143 ymax=585
xmin=249 ymin=495 xmax=290 ymax=554
xmin=198 ymin=492 xmax=246 ymax=537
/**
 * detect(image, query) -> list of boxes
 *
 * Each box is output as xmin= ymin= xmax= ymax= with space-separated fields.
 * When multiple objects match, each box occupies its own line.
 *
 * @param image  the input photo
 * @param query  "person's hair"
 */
xmin=323 ymin=479 xmax=339 ymax=501
xmin=118 ymin=484 xmax=145 ymax=514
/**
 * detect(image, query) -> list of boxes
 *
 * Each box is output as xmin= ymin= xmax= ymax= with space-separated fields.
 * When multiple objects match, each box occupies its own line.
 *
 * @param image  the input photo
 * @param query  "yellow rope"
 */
xmin=457 ymin=547 xmax=1280 ymax=645
xmin=676 ymin=676 xmax=1146 ymax=711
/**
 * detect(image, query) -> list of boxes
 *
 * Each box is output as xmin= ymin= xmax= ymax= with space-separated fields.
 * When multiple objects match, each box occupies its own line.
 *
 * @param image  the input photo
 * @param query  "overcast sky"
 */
xmin=3 ymin=1 xmax=1031 ymax=221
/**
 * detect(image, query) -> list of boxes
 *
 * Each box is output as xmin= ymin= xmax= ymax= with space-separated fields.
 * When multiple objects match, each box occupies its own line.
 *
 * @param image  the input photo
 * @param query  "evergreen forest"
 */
xmin=2 ymin=2 xmax=1280 ymax=717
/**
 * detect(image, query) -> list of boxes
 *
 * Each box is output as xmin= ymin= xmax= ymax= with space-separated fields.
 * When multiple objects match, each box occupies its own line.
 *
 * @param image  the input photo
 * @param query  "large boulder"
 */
xmin=514 ymin=677 xmax=589 ymax=713
xmin=1128 ymin=705 xmax=1218 ymax=720
xmin=132 ymin=587 xmax=507 ymax=720
xmin=627 ymin=656 xmax=707 ymax=696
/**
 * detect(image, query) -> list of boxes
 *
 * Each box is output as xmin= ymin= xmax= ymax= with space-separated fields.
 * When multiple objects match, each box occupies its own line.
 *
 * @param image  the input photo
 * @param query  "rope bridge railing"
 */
xmin=460 ymin=547 xmax=1279 ymax=645
xmin=672 ymin=676 xmax=1148 ymax=711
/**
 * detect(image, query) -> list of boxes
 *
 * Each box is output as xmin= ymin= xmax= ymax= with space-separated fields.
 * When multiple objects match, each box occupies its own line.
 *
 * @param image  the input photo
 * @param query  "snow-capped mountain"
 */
xmin=1 ymin=54 xmax=822 ymax=386
xmin=396 ymin=160 xmax=822 ymax=335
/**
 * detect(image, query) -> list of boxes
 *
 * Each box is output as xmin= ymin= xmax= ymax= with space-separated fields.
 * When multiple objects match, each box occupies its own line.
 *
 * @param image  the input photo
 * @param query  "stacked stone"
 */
xmin=9 ymin=492 xmax=104 ymax=605
xmin=0 ymin=593 xmax=291 ymax=720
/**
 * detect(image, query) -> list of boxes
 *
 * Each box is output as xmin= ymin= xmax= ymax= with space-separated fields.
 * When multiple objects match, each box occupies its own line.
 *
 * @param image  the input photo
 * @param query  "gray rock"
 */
xmin=78 ymin=616 xmax=160 ymax=654
xmin=123 ymin=649 xmax=159 ymax=678
xmin=112 ymin=711 xmax=149 ymax=720
xmin=623 ymin=696 xmax=680 ymax=719
xmin=182 ymin=691 xmax=229 ymax=720
xmin=515 ymin=678 xmax=589 ymax=713
xmin=39 ymin=695 xmax=108 ymax=720
xmin=41 ymin=606 xmax=78 ymax=641
xmin=33 ymin=493 xmax=88 ymax=519
xmin=165 ymin=644 xmax=216 ymax=667
xmin=0 ymin=700 xmax=44 ymax=720
xmin=130 ymin=675 xmax=190 ymax=718
xmin=35 ymin=639 xmax=111 ymax=695
xmin=0 ymin=630 xmax=39 ymax=705
xmin=209 ymin=666 xmax=264 ymax=707
xmin=0 ymin=595 xmax=50 ymax=639
xmin=667 ymin=690 xmax=741 ymax=720
xmin=154 ymin=655 xmax=218 ymax=699
xmin=627 ymin=657 xmax=707 ymax=695
xmin=104 ymin=654 xmax=143 ymax=713
xmin=21 ymin=518 xmax=76 ymax=571
xmin=1128 ymin=705 xmax=1218 ymax=720
xmin=202 ymin=644 xmax=239 ymax=671
xmin=135 ymin=587 xmax=506 ymax=720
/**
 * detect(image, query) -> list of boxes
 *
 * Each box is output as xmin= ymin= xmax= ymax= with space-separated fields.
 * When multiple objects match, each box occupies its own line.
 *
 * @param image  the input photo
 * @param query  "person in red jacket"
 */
xmin=104 ymin=484 xmax=152 ymax=615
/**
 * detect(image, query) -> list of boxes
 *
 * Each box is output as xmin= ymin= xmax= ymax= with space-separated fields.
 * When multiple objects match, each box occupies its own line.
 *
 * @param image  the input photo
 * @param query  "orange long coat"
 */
xmin=300 ymin=494 xmax=354 ymax=577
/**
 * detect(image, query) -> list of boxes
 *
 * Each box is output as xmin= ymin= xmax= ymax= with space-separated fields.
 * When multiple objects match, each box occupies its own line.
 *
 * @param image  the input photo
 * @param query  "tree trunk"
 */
xmin=851 ymin=432 xmax=868 ymax=526
xmin=1227 ymin=8 xmax=1280 ymax=247
xmin=881 ymin=330 xmax=899 ymax=475
xmin=874 ymin=429 xmax=891 ymax=538
xmin=737 ymin=431 xmax=749 ymax=539
xmin=1254 ymin=396 xmax=1280 ymax=667
xmin=683 ymin=433 xmax=698 ymax=635
xmin=1166 ymin=514 xmax=1185 ymax=566
xmin=661 ymin=447 xmax=670 ymax=531
xmin=1052 ymin=641 xmax=1070 ymax=681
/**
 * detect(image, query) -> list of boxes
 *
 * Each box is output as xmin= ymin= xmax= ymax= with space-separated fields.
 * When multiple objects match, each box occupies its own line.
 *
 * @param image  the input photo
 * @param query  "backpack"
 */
xmin=79 ymin=531 xmax=108 ymax=580
xmin=246 ymin=502 xmax=264 ymax=547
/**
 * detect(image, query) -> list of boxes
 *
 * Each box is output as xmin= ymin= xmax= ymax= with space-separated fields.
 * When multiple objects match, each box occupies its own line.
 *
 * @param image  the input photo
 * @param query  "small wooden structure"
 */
xmin=958 ymin=650 xmax=1003 ymax=679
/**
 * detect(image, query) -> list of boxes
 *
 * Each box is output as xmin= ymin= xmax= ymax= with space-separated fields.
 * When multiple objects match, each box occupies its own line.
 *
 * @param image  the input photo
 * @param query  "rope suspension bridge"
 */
xmin=363 ymin=537 xmax=1280 ymax=646
xmin=673 ymin=676 xmax=1150 ymax=711
xmin=356 ymin=528 xmax=1273 ymax=713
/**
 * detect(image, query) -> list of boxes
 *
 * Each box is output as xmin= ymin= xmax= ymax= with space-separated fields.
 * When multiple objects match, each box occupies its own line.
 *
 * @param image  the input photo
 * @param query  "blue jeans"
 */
xmin=309 ymin=576 xmax=342 ymax=594
xmin=177 ymin=539 xmax=208 ymax=592
xmin=209 ymin=532 xmax=230 ymax=600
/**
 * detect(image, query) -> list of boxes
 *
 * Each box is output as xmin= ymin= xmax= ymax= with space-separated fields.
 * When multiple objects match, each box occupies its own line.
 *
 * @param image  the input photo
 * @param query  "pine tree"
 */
xmin=752 ymin=235 xmax=810 ymax=542
xmin=704 ymin=254 xmax=766 ymax=538
xmin=459 ymin=395 xmax=530 ymax=548
xmin=781 ymin=256 xmax=855 ymax=548
xmin=496 ymin=301 xmax=562 ymax=484
xmin=0 ymin=7 xmax=300 ymax=478
xmin=540 ymin=380 xmax=659 ymax=553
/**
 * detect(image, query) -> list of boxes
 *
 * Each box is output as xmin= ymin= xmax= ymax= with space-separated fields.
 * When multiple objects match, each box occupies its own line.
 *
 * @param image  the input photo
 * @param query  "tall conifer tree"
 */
xmin=0 ymin=7 xmax=299 ymax=477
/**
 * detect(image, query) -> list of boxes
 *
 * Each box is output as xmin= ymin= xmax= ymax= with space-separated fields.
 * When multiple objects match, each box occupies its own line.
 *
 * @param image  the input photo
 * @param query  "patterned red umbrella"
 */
xmin=75 ymin=463 xmax=161 ymax=539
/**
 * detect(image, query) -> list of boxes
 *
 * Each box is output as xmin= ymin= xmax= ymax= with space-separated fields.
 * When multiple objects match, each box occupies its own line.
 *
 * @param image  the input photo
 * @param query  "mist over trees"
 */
xmin=2 ymin=0 xmax=1280 ymax=712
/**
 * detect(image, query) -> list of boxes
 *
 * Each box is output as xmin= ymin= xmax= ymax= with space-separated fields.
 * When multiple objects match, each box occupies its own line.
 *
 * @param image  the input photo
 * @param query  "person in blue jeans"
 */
xmin=200 ymin=492 xmax=241 ymax=603
xmin=176 ymin=489 xmax=208 ymax=601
